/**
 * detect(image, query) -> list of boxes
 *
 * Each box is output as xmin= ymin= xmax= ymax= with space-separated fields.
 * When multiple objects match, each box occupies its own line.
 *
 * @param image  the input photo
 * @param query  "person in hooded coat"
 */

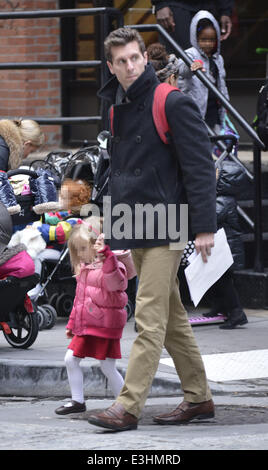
xmin=178 ymin=10 xmax=229 ymax=131
xmin=201 ymin=161 xmax=248 ymax=329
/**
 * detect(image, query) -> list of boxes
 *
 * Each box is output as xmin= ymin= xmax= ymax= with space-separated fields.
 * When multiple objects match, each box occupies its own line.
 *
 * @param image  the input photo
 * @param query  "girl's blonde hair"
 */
xmin=14 ymin=119 xmax=45 ymax=147
xmin=68 ymin=216 xmax=103 ymax=273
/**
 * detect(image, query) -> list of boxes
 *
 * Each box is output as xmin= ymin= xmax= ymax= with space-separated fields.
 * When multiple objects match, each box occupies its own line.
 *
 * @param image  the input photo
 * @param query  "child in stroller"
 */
xmin=0 ymin=202 xmax=39 ymax=348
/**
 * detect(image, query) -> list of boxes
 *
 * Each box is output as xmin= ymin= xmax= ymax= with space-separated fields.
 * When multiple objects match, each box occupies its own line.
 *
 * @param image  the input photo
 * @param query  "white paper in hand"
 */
xmin=184 ymin=228 xmax=233 ymax=307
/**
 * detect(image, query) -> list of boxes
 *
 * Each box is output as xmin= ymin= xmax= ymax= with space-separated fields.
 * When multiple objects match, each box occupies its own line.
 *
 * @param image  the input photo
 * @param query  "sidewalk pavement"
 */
xmin=1 ymin=306 xmax=268 ymax=399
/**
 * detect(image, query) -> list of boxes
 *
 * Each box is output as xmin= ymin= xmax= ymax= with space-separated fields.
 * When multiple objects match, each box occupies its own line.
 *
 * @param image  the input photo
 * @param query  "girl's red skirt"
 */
xmin=68 ymin=334 xmax=121 ymax=360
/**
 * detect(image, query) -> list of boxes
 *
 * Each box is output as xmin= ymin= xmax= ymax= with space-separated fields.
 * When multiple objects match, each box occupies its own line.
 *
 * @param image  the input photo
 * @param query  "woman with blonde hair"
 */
xmin=0 ymin=118 xmax=44 ymax=172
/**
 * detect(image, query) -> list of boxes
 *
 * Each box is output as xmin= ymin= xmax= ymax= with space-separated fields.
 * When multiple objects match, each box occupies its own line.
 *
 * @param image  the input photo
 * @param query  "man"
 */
xmin=88 ymin=27 xmax=216 ymax=432
xmin=152 ymin=0 xmax=234 ymax=49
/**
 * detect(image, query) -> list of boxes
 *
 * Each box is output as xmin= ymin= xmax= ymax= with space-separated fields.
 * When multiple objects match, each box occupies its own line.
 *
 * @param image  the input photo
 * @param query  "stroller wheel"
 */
xmin=42 ymin=304 xmax=57 ymax=329
xmin=3 ymin=307 xmax=39 ymax=349
xmin=125 ymin=299 xmax=135 ymax=321
xmin=37 ymin=306 xmax=48 ymax=331
xmin=48 ymin=293 xmax=58 ymax=309
xmin=56 ymin=293 xmax=74 ymax=317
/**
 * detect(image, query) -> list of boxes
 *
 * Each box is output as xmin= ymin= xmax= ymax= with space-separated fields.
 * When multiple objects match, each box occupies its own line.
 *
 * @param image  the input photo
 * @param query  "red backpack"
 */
xmin=109 ymin=82 xmax=179 ymax=145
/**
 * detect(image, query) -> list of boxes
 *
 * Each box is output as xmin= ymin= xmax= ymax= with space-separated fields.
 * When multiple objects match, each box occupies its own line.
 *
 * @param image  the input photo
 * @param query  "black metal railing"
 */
xmin=132 ymin=24 xmax=264 ymax=149
xmin=0 ymin=7 xmax=124 ymax=127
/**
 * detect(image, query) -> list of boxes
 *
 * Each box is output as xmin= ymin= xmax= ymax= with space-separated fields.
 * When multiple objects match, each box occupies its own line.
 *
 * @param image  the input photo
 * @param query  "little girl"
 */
xmin=55 ymin=216 xmax=128 ymax=415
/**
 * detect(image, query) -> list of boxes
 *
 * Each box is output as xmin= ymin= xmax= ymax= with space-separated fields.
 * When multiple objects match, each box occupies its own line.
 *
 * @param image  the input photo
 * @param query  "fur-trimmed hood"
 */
xmin=0 ymin=243 xmax=35 ymax=279
xmin=0 ymin=243 xmax=26 ymax=265
xmin=0 ymin=120 xmax=24 ymax=170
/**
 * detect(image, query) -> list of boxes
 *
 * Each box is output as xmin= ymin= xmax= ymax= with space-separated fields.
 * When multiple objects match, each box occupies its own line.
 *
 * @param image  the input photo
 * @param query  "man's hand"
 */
xmin=195 ymin=232 xmax=214 ymax=263
xmin=220 ymin=15 xmax=232 ymax=40
xmin=156 ymin=7 xmax=175 ymax=33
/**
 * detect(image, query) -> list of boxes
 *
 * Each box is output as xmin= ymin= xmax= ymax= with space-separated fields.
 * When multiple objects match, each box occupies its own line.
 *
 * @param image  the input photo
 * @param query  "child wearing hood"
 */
xmin=178 ymin=10 xmax=229 ymax=132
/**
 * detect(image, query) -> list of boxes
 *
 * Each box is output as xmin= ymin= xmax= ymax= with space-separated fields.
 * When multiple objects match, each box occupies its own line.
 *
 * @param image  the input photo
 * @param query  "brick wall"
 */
xmin=0 ymin=0 xmax=62 ymax=146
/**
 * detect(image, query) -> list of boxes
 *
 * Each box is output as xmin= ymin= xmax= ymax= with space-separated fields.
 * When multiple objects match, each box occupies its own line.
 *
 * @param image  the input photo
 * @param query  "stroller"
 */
xmin=29 ymin=132 xmax=136 ymax=323
xmin=0 ymin=201 xmax=40 ymax=348
xmin=0 ymin=274 xmax=40 ymax=348
xmin=4 ymin=164 xmax=63 ymax=330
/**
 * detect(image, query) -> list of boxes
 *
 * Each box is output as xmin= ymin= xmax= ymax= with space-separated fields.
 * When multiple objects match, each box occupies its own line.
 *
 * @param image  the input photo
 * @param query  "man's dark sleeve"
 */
xmin=218 ymin=0 xmax=234 ymax=17
xmin=165 ymin=91 xmax=217 ymax=235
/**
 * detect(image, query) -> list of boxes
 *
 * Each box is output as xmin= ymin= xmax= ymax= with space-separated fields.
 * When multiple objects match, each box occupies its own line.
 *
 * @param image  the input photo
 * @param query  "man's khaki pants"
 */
xmin=117 ymin=245 xmax=212 ymax=418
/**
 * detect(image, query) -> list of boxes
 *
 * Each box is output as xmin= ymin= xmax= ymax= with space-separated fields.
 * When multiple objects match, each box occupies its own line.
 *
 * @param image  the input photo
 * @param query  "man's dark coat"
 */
xmin=98 ymin=63 xmax=217 ymax=250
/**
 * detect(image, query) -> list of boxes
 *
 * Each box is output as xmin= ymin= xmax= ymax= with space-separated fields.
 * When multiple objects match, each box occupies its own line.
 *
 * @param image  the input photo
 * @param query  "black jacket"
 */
xmin=216 ymin=161 xmax=246 ymax=270
xmin=0 ymin=136 xmax=10 ymax=172
xmin=98 ymin=63 xmax=216 ymax=249
xmin=152 ymin=0 xmax=234 ymax=17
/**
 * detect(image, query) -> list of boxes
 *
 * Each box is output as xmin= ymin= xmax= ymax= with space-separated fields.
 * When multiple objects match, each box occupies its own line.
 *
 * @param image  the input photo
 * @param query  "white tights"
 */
xmin=64 ymin=349 xmax=124 ymax=404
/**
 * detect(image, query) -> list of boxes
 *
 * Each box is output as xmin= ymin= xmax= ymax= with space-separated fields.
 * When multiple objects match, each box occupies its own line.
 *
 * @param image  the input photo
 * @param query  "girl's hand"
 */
xmin=66 ymin=329 xmax=74 ymax=339
xmin=191 ymin=61 xmax=206 ymax=73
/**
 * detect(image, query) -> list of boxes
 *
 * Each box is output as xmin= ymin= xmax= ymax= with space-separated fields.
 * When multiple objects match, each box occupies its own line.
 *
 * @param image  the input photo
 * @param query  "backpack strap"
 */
xmin=109 ymin=105 xmax=114 ymax=136
xmin=152 ymin=83 xmax=179 ymax=144
xmin=109 ymin=83 xmax=179 ymax=144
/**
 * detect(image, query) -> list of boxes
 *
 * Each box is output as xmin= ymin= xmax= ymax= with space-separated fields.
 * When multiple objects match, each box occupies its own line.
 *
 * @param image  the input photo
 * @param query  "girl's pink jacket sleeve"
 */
xmin=101 ymin=245 xmax=128 ymax=292
xmin=66 ymin=294 xmax=77 ymax=331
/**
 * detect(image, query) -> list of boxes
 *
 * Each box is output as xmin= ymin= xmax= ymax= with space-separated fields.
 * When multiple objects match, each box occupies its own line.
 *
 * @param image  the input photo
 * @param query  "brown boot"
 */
xmin=153 ymin=399 xmax=215 ymax=425
xmin=88 ymin=402 xmax=138 ymax=432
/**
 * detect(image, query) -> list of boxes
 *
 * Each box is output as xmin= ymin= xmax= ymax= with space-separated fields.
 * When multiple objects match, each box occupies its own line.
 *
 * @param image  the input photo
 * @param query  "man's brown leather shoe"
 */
xmin=88 ymin=402 xmax=138 ymax=432
xmin=153 ymin=399 xmax=215 ymax=425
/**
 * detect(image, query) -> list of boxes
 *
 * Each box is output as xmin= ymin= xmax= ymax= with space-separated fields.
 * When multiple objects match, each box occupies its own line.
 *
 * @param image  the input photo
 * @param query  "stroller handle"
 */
xmin=210 ymin=134 xmax=238 ymax=144
xmin=210 ymin=134 xmax=238 ymax=153
xmin=7 ymin=168 xmax=38 ymax=179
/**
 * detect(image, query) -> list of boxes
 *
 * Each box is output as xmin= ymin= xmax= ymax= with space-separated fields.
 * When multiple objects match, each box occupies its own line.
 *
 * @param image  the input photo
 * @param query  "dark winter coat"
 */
xmin=216 ymin=161 xmax=246 ymax=270
xmin=29 ymin=168 xmax=58 ymax=215
xmin=0 ymin=171 xmax=21 ymax=215
xmin=151 ymin=0 xmax=234 ymax=17
xmin=98 ymin=63 xmax=217 ymax=250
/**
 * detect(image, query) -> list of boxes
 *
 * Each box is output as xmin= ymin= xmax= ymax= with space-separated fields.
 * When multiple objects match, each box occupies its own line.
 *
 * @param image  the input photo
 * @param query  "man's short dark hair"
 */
xmin=104 ymin=27 xmax=146 ymax=63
